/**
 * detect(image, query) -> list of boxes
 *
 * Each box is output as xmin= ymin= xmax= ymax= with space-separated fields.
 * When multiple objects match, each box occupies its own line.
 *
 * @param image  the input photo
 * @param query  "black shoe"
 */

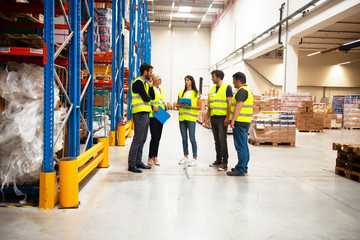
xmin=227 ymin=171 xmax=245 ymax=176
xmin=231 ymin=168 xmax=247 ymax=173
xmin=136 ymin=163 xmax=152 ymax=169
xmin=218 ymin=164 xmax=228 ymax=171
xmin=209 ymin=160 xmax=222 ymax=167
xmin=128 ymin=166 xmax=142 ymax=173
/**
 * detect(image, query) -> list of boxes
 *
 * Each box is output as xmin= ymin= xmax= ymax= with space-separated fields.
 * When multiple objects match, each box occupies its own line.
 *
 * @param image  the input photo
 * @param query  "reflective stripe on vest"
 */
xmin=209 ymin=83 xmax=230 ymax=116
xmin=230 ymin=85 xmax=253 ymax=123
xmin=178 ymin=89 xmax=200 ymax=122
xmin=149 ymin=87 xmax=166 ymax=118
xmin=131 ymin=77 xmax=152 ymax=114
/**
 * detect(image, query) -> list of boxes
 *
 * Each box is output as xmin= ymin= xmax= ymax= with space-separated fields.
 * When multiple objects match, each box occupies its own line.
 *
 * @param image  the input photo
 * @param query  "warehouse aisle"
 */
xmin=1 ymin=111 xmax=360 ymax=240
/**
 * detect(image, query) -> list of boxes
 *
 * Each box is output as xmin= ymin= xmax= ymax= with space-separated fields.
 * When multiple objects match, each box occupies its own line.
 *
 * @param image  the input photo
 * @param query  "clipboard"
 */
xmin=153 ymin=106 xmax=170 ymax=124
xmin=179 ymin=98 xmax=192 ymax=109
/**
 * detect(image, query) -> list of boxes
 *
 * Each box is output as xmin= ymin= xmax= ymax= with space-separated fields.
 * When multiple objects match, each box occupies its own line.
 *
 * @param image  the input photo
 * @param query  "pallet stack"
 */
xmin=249 ymin=111 xmax=296 ymax=147
xmin=295 ymin=100 xmax=324 ymax=132
xmin=343 ymin=95 xmax=360 ymax=129
xmin=333 ymin=143 xmax=360 ymax=183
xmin=323 ymin=114 xmax=342 ymax=129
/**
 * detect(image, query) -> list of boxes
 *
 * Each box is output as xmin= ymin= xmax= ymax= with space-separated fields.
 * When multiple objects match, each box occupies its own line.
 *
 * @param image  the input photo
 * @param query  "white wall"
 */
xmin=151 ymin=27 xmax=210 ymax=102
xmin=210 ymin=0 xmax=360 ymax=95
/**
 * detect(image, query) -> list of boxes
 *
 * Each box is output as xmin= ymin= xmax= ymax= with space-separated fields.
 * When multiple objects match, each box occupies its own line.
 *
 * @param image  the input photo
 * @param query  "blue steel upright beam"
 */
xmin=145 ymin=3 xmax=151 ymax=64
xmin=86 ymin=0 xmax=94 ymax=150
xmin=68 ymin=0 xmax=81 ymax=157
xmin=43 ymin=0 xmax=55 ymax=173
xmin=111 ymin=1 xmax=118 ymax=132
xmin=119 ymin=0 xmax=125 ymax=119
xmin=128 ymin=0 xmax=136 ymax=119
xmin=135 ymin=0 xmax=142 ymax=76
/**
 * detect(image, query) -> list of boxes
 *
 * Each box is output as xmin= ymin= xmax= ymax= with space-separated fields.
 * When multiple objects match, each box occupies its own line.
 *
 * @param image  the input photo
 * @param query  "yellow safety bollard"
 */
xmin=59 ymin=157 xmax=79 ymax=208
xmin=126 ymin=121 xmax=132 ymax=138
xmin=39 ymin=171 xmax=58 ymax=210
xmin=109 ymin=131 xmax=116 ymax=146
xmin=97 ymin=137 xmax=109 ymax=168
xmin=117 ymin=124 xmax=126 ymax=146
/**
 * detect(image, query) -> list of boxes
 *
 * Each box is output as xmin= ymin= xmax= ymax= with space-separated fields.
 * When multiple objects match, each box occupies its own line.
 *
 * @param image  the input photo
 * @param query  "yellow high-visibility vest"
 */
xmin=178 ymin=89 xmax=200 ymax=122
xmin=149 ymin=87 xmax=166 ymax=118
xmin=209 ymin=83 xmax=231 ymax=116
xmin=230 ymin=85 xmax=253 ymax=123
xmin=131 ymin=77 xmax=151 ymax=114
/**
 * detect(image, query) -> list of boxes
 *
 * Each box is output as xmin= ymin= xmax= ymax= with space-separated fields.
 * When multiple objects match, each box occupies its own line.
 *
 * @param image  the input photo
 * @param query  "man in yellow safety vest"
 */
xmin=206 ymin=70 xmax=233 ymax=171
xmin=128 ymin=63 xmax=156 ymax=173
xmin=228 ymin=72 xmax=253 ymax=176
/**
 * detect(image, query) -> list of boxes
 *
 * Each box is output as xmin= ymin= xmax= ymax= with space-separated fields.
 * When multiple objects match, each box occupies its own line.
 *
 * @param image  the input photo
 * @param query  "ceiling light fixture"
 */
xmin=307 ymin=51 xmax=320 ymax=57
xmin=172 ymin=1 xmax=175 ymax=8
xmin=197 ymin=24 xmax=201 ymax=29
xmin=179 ymin=6 xmax=192 ymax=13
xmin=337 ymin=61 xmax=351 ymax=66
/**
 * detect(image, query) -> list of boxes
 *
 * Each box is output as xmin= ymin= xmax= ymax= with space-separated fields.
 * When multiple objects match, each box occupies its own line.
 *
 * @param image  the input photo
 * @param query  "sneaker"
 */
xmin=227 ymin=171 xmax=245 ymax=176
xmin=218 ymin=164 xmax=228 ymax=171
xmin=188 ymin=159 xmax=198 ymax=167
xmin=209 ymin=160 xmax=222 ymax=167
xmin=178 ymin=157 xmax=189 ymax=165
xmin=231 ymin=168 xmax=247 ymax=173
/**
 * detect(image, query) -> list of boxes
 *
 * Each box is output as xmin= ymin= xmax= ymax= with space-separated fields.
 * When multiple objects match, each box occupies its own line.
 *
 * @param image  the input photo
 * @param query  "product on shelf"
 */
xmin=249 ymin=111 xmax=296 ymax=146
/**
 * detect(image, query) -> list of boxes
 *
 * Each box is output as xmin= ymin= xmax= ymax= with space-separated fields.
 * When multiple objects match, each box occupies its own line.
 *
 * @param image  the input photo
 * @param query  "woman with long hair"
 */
xmin=148 ymin=73 xmax=166 ymax=166
xmin=177 ymin=75 xmax=202 ymax=166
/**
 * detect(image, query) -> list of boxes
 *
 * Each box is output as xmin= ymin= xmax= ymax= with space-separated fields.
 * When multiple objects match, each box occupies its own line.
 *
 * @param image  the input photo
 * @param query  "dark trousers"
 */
xmin=128 ymin=112 xmax=149 ymax=168
xmin=210 ymin=116 xmax=229 ymax=164
xmin=149 ymin=117 xmax=163 ymax=158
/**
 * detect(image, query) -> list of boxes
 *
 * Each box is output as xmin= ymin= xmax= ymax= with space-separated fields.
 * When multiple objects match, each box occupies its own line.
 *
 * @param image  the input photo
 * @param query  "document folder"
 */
xmin=153 ymin=106 xmax=170 ymax=124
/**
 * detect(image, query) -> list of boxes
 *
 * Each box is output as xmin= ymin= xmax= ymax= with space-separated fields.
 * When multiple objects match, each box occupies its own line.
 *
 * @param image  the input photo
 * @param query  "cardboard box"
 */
xmin=302 ymin=100 xmax=313 ymax=107
xmin=253 ymin=95 xmax=261 ymax=101
xmin=314 ymin=118 xmax=323 ymax=125
xmin=298 ymin=106 xmax=306 ymax=113
xmin=94 ymin=94 xmax=107 ymax=107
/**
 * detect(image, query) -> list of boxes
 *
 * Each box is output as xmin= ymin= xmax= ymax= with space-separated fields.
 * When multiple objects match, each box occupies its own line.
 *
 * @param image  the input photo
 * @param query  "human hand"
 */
xmin=154 ymin=106 xmax=159 ymax=113
xmin=230 ymin=121 xmax=235 ymax=129
xmin=224 ymin=117 xmax=230 ymax=126
xmin=147 ymin=78 xmax=153 ymax=87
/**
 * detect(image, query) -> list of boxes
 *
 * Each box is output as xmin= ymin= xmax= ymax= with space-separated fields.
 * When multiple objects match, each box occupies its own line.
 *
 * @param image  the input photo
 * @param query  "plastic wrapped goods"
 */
xmin=0 ymin=62 xmax=61 ymax=194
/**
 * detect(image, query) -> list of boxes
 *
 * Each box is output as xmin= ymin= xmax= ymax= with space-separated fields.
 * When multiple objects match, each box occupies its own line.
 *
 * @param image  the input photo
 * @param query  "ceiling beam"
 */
xmin=149 ymin=0 xmax=224 ymax=9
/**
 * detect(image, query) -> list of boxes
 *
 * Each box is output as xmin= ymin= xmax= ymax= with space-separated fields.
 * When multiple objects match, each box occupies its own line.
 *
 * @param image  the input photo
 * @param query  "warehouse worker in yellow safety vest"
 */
xmin=177 ymin=75 xmax=202 ymax=167
xmin=128 ymin=63 xmax=156 ymax=173
xmin=227 ymin=72 xmax=253 ymax=176
xmin=206 ymin=70 xmax=233 ymax=171
xmin=148 ymin=73 xmax=167 ymax=166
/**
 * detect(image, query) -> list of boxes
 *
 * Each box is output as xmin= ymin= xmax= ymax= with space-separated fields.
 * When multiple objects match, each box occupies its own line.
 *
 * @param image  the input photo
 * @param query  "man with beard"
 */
xmin=128 ymin=63 xmax=156 ymax=173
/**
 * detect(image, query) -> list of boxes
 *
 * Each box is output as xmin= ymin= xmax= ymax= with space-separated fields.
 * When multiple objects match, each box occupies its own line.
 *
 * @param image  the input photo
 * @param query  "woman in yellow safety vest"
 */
xmin=177 ymin=75 xmax=202 ymax=167
xmin=148 ymin=74 xmax=167 ymax=166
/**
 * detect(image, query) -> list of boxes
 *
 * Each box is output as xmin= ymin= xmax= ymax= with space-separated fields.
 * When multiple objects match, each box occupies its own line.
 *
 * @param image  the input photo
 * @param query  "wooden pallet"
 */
xmin=335 ymin=166 xmax=360 ymax=183
xmin=298 ymin=129 xmax=324 ymax=133
xmin=343 ymin=127 xmax=360 ymax=130
xmin=333 ymin=143 xmax=360 ymax=156
xmin=248 ymin=139 xmax=295 ymax=147
xmin=323 ymin=127 xmax=342 ymax=129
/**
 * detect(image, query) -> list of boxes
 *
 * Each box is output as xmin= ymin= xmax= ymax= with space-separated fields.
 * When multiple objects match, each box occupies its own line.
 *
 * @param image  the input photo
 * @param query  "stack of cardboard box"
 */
xmin=249 ymin=111 xmax=296 ymax=146
xmin=252 ymin=96 xmax=281 ymax=114
xmin=264 ymin=88 xmax=280 ymax=99
xmin=323 ymin=114 xmax=342 ymax=129
xmin=295 ymin=100 xmax=324 ymax=131
xmin=343 ymin=95 xmax=360 ymax=128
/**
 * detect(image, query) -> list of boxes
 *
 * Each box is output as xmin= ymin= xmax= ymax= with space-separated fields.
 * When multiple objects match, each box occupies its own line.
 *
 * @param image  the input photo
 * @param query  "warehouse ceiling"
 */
xmin=147 ymin=0 xmax=230 ymax=29
xmin=299 ymin=12 xmax=360 ymax=54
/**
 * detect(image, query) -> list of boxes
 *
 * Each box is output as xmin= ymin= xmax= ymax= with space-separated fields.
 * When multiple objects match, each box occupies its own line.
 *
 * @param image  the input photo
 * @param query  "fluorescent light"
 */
xmin=169 ymin=23 xmax=171 ymax=28
xmin=170 ymin=14 xmax=173 ymax=20
xmin=172 ymin=2 xmax=174 ymax=8
xmin=307 ymin=51 xmax=320 ymax=57
xmin=208 ymin=3 xmax=213 ymax=10
xmin=197 ymin=24 xmax=201 ymax=29
xmin=149 ymin=20 xmax=155 ymax=23
xmin=179 ymin=6 xmax=192 ymax=12
xmin=343 ymin=39 xmax=360 ymax=46
xmin=337 ymin=61 xmax=351 ymax=66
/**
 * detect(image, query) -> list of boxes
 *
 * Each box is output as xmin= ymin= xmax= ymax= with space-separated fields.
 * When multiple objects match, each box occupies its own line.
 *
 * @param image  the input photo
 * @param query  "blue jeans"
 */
xmin=233 ymin=125 xmax=250 ymax=174
xmin=179 ymin=120 xmax=197 ymax=158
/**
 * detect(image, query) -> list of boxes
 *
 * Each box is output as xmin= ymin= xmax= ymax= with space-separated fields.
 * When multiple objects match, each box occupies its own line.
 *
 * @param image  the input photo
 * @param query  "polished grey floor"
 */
xmin=1 ymin=111 xmax=360 ymax=240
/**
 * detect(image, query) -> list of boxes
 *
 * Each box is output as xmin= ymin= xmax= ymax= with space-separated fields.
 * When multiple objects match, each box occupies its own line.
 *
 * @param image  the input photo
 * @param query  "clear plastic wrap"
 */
xmin=0 ymin=62 xmax=62 ymax=194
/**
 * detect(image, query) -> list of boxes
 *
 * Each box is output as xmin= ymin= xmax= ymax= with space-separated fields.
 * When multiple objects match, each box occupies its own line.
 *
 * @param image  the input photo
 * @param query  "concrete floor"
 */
xmin=1 ymin=111 xmax=360 ymax=240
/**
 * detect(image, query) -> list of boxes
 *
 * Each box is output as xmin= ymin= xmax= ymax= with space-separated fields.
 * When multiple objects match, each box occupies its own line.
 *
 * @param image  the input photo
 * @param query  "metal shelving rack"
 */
xmin=0 ymin=1 xmax=94 ymax=209
xmin=127 ymin=0 xmax=151 ymax=119
xmin=110 ymin=0 xmax=126 ymax=142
